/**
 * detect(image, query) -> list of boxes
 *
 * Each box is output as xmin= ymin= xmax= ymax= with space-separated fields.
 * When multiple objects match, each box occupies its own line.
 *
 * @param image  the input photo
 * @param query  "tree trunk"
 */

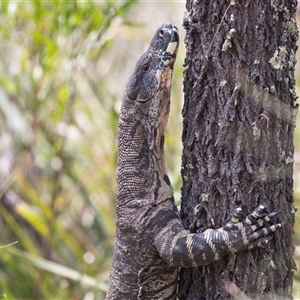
xmin=179 ymin=1 xmax=298 ymax=299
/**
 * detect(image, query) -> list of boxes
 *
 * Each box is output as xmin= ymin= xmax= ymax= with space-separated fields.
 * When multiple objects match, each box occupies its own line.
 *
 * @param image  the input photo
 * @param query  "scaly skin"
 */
xmin=106 ymin=23 xmax=281 ymax=300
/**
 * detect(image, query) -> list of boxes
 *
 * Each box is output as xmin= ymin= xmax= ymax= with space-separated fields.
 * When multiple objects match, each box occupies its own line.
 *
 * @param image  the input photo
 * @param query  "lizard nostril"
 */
xmin=159 ymin=29 xmax=164 ymax=37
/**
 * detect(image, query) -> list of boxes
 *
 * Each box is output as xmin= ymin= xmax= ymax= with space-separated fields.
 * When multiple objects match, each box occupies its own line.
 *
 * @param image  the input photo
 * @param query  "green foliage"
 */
xmin=1 ymin=294 xmax=9 ymax=300
xmin=0 ymin=0 xmax=137 ymax=299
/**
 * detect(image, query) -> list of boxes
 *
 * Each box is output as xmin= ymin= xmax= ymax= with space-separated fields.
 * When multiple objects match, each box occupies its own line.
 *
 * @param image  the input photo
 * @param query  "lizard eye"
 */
xmin=158 ymin=30 xmax=164 ymax=37
xmin=142 ymin=63 xmax=150 ymax=72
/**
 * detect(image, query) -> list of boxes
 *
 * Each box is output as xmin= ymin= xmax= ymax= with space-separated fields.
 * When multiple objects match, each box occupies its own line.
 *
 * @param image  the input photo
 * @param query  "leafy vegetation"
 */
xmin=0 ymin=1 xmax=136 ymax=299
xmin=0 ymin=1 xmax=299 ymax=299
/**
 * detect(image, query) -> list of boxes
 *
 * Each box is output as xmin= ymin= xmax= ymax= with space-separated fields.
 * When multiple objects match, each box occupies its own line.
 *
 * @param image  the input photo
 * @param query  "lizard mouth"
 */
xmin=159 ymin=24 xmax=179 ymax=69
xmin=161 ymin=24 xmax=179 ymax=66
xmin=166 ymin=26 xmax=179 ymax=59
xmin=151 ymin=23 xmax=179 ymax=68
xmin=170 ymin=25 xmax=179 ymax=44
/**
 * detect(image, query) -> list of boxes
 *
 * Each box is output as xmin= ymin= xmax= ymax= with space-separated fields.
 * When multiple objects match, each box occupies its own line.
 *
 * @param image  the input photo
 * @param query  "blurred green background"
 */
xmin=0 ymin=1 xmax=299 ymax=299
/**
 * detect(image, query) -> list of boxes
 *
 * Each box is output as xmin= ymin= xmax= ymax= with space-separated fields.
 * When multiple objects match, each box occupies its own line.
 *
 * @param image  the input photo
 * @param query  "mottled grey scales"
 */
xmin=106 ymin=23 xmax=281 ymax=299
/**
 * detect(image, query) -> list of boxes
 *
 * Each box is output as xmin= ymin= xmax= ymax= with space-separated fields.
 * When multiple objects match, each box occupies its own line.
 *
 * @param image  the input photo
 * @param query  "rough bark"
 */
xmin=179 ymin=0 xmax=298 ymax=299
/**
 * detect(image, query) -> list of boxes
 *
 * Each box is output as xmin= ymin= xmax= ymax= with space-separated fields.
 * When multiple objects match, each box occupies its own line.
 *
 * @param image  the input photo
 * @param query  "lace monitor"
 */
xmin=106 ymin=23 xmax=281 ymax=300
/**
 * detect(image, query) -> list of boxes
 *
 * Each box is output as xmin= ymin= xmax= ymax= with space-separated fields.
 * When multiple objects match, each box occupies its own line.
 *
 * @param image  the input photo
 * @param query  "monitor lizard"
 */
xmin=106 ymin=23 xmax=281 ymax=300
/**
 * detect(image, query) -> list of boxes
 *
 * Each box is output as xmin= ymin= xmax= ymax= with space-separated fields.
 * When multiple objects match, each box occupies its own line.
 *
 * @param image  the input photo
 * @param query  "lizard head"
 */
xmin=122 ymin=23 xmax=179 ymax=160
xmin=125 ymin=23 xmax=179 ymax=103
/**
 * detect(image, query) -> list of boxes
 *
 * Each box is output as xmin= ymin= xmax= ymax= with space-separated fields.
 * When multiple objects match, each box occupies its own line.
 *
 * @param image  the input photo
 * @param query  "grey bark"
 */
xmin=179 ymin=0 xmax=298 ymax=299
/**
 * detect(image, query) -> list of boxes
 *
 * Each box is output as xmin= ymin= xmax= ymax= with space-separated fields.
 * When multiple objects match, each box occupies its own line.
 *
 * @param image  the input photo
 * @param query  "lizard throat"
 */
xmin=151 ymin=104 xmax=170 ymax=174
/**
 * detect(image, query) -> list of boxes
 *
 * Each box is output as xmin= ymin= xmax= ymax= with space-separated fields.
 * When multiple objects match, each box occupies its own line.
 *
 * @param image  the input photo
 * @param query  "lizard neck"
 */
xmin=116 ymin=94 xmax=172 ymax=208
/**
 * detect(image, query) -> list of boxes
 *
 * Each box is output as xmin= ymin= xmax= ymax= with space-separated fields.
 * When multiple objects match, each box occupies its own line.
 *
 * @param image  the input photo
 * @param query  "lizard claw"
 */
xmin=230 ymin=207 xmax=243 ymax=223
xmin=222 ymin=205 xmax=282 ymax=252
xmin=245 ymin=204 xmax=268 ymax=225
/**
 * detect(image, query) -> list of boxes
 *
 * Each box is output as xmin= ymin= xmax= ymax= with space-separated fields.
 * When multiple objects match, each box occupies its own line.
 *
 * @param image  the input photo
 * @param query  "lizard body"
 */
xmin=106 ymin=23 xmax=281 ymax=299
